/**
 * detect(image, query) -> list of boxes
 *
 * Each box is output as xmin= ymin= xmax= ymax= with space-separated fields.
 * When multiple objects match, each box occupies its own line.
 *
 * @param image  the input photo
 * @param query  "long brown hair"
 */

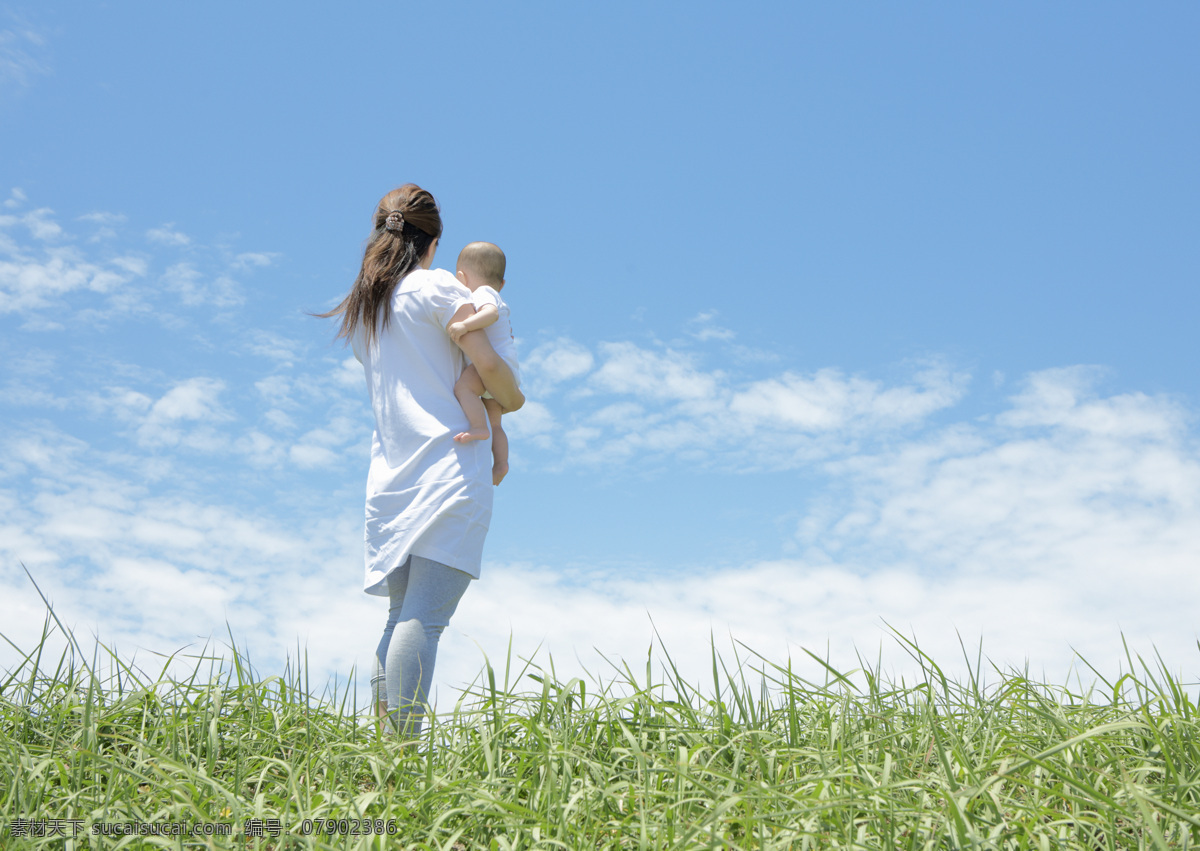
xmin=321 ymin=184 xmax=443 ymax=347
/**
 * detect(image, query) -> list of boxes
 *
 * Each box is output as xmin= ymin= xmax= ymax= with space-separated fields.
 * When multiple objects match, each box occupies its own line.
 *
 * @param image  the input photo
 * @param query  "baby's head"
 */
xmin=455 ymin=242 xmax=506 ymax=292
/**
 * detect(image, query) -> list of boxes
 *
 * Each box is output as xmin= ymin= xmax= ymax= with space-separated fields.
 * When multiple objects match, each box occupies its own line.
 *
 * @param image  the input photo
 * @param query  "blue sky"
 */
xmin=3 ymin=3 xmax=1199 ymax=702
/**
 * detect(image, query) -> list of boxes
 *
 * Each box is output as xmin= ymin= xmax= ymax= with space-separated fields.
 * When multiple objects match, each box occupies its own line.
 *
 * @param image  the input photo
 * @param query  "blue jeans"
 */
xmin=371 ymin=554 xmax=472 ymax=736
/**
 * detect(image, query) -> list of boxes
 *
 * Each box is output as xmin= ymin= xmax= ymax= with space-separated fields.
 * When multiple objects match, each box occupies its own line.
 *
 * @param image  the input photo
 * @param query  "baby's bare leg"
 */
xmin=454 ymin=365 xmax=490 ymax=443
xmin=484 ymin=398 xmax=509 ymax=485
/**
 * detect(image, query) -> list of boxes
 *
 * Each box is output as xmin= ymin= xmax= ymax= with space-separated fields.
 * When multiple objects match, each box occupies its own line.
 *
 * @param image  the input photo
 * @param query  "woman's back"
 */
xmin=353 ymin=267 xmax=476 ymax=469
xmin=352 ymin=266 xmax=494 ymax=593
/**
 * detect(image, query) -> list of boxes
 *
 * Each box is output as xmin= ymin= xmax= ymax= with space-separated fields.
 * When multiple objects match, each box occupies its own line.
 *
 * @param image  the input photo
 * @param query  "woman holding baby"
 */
xmin=322 ymin=184 xmax=522 ymax=736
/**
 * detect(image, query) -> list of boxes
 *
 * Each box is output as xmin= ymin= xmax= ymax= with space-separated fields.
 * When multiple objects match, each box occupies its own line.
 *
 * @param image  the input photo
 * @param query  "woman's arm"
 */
xmin=449 ymin=304 xmax=524 ymax=413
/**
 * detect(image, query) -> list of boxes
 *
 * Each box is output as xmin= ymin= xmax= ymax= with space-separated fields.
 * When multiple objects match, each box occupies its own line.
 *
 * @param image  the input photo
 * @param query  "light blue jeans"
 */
xmin=372 ymin=554 xmax=472 ymax=736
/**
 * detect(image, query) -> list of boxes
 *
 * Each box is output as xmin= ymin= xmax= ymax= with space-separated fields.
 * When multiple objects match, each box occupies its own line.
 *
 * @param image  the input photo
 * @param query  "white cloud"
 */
xmin=522 ymin=337 xmax=595 ymax=395
xmin=79 ymin=211 xmax=128 ymax=242
xmin=235 ymin=430 xmax=284 ymax=467
xmin=0 ymin=192 xmax=285 ymax=321
xmin=253 ymin=359 xmax=369 ymax=435
xmin=90 ymin=386 xmax=155 ymax=422
xmin=687 ymin=310 xmax=736 ymax=342
xmin=730 ymin=364 xmax=967 ymax=432
xmin=112 ymin=256 xmax=148 ymax=277
xmin=3 ymin=365 xmax=1199 ymax=714
xmin=439 ymin=373 xmax=1200 ymax=691
xmin=0 ymin=247 xmax=138 ymax=314
xmin=438 ymin=550 xmax=1200 ymax=701
xmin=519 ymin=339 xmax=968 ymax=471
xmin=161 ymin=262 xmax=200 ymax=303
xmin=288 ymin=416 xmax=362 ymax=469
xmin=232 ymin=251 xmax=278 ymax=270
xmin=1 ymin=194 xmax=279 ymax=322
xmin=248 ymin=331 xmax=303 ymax=366
xmin=505 ymin=400 xmax=556 ymax=440
xmin=151 ymin=378 xmax=228 ymax=421
xmin=25 ymin=208 xmax=62 ymax=240
xmin=263 ymin=409 xmax=296 ymax=431
xmin=997 ymin=366 xmax=1186 ymax=438
xmin=0 ymin=423 xmax=363 ymax=682
xmin=589 ymin=342 xmax=722 ymax=401
xmin=256 ymin=375 xmax=295 ymax=408
xmin=290 ymin=444 xmax=341 ymax=469
xmin=808 ymin=368 xmax=1200 ymax=577
xmin=434 ymin=368 xmax=1200 ymax=698
xmin=136 ymin=377 xmax=232 ymax=448
xmin=161 ymin=262 xmax=243 ymax=307
xmin=0 ymin=207 xmax=63 ymax=240
xmin=0 ymin=27 xmax=48 ymax=90
xmin=1 ymin=379 xmax=71 ymax=408
xmin=146 ymin=224 xmax=191 ymax=247
xmin=79 ymin=211 xmax=127 ymax=226
xmin=336 ymin=357 xmax=363 ymax=389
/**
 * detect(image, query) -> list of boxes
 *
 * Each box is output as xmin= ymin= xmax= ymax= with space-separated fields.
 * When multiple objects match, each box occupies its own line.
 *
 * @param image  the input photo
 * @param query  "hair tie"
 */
xmin=384 ymin=211 xmax=405 ymax=233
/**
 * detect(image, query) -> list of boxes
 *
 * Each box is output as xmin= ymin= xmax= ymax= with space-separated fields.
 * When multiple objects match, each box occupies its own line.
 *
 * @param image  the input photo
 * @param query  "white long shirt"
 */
xmin=351 ymin=268 xmax=492 ymax=593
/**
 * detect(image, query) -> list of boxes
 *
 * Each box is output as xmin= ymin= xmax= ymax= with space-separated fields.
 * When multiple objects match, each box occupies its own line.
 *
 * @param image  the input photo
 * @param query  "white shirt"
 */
xmin=352 ymin=268 xmax=493 ymax=592
xmin=471 ymin=285 xmax=519 ymax=383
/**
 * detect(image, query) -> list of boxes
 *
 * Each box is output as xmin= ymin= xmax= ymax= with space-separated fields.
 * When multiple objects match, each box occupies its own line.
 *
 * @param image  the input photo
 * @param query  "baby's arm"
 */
xmin=448 ymin=304 xmax=499 ymax=343
xmin=449 ymin=304 xmax=524 ymax=413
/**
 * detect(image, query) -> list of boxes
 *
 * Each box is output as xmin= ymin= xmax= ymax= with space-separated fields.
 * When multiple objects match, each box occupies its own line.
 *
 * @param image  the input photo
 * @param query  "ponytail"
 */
xmin=320 ymin=184 xmax=444 ymax=347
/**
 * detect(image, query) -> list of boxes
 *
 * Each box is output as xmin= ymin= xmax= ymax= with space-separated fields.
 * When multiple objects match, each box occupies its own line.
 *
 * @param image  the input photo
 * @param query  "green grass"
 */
xmin=2 ymin=617 xmax=1199 ymax=850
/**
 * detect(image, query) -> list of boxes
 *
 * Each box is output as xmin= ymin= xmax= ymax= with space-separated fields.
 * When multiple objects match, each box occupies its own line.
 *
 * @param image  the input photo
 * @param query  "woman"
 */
xmin=323 ymin=184 xmax=523 ymax=734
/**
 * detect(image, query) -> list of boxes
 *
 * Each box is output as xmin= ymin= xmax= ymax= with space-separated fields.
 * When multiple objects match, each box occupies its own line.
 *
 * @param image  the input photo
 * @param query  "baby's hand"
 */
xmin=448 ymin=321 xmax=466 ymax=343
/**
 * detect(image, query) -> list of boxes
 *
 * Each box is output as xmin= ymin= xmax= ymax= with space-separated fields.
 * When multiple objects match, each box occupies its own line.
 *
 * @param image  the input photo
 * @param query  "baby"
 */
xmin=448 ymin=241 xmax=518 ymax=486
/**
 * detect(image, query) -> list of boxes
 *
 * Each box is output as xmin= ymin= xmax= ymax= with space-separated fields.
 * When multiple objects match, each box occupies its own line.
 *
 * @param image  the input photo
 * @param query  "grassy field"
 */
xmin=2 ymin=619 xmax=1199 ymax=850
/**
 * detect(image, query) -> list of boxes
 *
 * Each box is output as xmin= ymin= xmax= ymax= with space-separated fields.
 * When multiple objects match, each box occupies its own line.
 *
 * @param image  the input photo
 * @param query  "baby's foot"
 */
xmin=454 ymin=427 xmax=490 ymax=443
xmin=492 ymin=460 xmax=509 ymax=486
